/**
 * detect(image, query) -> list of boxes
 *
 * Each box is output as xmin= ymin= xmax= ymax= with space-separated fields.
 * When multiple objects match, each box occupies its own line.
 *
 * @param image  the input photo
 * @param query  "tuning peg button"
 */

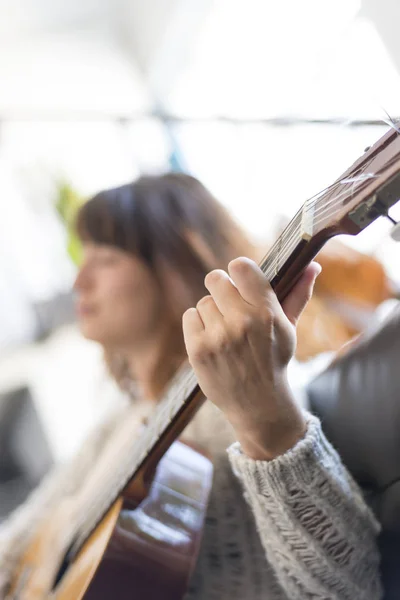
xmin=390 ymin=221 xmax=400 ymax=242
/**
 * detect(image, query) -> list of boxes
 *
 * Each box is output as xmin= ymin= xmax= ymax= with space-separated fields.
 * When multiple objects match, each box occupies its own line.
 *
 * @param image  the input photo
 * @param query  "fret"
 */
xmin=166 ymin=395 xmax=182 ymax=419
xmin=150 ymin=401 xmax=171 ymax=433
xmin=275 ymin=232 xmax=303 ymax=272
xmin=301 ymin=198 xmax=314 ymax=240
xmin=136 ymin=424 xmax=159 ymax=456
xmin=260 ymin=209 xmax=303 ymax=281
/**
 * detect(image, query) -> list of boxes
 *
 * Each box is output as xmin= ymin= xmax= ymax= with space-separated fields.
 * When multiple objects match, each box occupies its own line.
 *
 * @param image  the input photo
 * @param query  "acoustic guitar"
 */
xmin=7 ymin=124 xmax=400 ymax=599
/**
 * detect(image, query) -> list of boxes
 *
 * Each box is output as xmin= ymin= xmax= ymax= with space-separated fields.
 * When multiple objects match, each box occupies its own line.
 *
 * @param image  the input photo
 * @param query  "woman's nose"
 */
xmin=74 ymin=265 xmax=91 ymax=291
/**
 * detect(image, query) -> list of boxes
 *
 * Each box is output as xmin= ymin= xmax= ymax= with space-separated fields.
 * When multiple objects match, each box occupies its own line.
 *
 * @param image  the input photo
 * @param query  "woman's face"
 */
xmin=74 ymin=243 xmax=166 ymax=349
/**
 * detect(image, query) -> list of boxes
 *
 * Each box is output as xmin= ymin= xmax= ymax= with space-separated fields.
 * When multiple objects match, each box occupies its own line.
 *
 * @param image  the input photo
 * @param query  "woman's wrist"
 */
xmin=231 ymin=388 xmax=307 ymax=461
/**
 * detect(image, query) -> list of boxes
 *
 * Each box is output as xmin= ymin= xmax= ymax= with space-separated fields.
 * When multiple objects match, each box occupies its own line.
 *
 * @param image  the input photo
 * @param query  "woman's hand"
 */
xmin=183 ymin=257 xmax=321 ymax=460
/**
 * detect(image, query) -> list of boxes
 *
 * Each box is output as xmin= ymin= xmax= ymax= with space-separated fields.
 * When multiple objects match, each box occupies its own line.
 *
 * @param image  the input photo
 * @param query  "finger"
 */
xmin=204 ymin=269 xmax=244 ymax=316
xmin=195 ymin=295 xmax=224 ymax=331
xmin=227 ymin=257 xmax=279 ymax=310
xmin=182 ymin=307 xmax=204 ymax=344
xmin=182 ymin=307 xmax=205 ymax=362
xmin=281 ymin=262 xmax=321 ymax=325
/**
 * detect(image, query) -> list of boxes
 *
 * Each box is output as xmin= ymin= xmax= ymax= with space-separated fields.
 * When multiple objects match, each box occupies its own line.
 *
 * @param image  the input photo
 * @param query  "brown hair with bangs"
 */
xmin=76 ymin=172 xmax=257 ymax=394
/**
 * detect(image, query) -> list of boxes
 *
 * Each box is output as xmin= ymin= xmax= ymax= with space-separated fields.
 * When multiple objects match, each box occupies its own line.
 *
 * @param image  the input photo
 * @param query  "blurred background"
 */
xmin=1 ymin=0 xmax=400 ymax=517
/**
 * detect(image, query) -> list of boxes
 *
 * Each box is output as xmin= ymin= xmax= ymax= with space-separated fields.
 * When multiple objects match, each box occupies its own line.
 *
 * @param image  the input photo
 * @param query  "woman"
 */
xmin=0 ymin=173 xmax=381 ymax=599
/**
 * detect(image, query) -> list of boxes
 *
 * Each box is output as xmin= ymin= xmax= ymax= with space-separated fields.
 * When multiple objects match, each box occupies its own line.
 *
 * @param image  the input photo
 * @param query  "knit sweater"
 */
xmin=0 ymin=399 xmax=382 ymax=600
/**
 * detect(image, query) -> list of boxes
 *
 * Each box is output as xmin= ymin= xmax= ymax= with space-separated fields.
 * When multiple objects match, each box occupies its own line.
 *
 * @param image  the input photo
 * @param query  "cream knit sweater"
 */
xmin=0 ymin=399 xmax=382 ymax=600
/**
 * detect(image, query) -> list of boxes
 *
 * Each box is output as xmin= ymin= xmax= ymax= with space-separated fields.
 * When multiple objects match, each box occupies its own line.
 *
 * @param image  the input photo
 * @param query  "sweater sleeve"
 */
xmin=0 ymin=412 xmax=121 ymax=592
xmin=227 ymin=414 xmax=383 ymax=600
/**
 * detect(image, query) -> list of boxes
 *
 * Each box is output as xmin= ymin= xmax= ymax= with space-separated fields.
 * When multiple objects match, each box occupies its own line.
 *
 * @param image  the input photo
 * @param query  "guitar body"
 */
xmin=8 ymin=441 xmax=213 ymax=600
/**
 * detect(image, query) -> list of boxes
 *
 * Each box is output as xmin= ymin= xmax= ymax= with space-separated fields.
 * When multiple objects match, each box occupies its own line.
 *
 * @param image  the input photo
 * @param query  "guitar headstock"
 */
xmin=260 ymin=124 xmax=400 ymax=301
xmin=310 ymin=126 xmax=400 ymax=238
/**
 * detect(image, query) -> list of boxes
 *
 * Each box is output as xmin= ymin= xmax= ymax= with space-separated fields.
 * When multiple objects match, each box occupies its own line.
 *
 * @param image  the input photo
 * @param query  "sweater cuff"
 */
xmin=227 ymin=413 xmax=342 ymax=497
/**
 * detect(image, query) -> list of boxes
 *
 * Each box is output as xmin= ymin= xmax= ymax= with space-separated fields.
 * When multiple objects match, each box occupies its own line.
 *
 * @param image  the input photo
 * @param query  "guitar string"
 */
xmin=255 ymin=155 xmax=400 ymax=287
xmin=308 ymin=150 xmax=400 ymax=220
xmin=272 ymin=152 xmax=400 ymax=257
xmin=263 ymin=168 xmax=389 ymax=276
xmin=304 ymin=142 xmax=400 ymax=221
xmin=257 ymin=173 xmax=374 ymax=273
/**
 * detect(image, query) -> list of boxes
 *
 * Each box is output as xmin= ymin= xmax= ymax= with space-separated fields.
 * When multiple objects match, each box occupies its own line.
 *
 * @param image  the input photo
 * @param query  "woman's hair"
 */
xmin=76 ymin=172 xmax=257 ymax=393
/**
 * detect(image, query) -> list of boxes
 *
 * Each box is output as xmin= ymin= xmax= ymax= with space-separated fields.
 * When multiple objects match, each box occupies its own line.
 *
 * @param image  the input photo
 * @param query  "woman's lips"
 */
xmin=76 ymin=303 xmax=97 ymax=317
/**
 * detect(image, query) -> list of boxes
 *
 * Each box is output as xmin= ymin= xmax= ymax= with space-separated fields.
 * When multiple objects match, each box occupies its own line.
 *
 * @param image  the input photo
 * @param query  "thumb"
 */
xmin=281 ymin=262 xmax=321 ymax=325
